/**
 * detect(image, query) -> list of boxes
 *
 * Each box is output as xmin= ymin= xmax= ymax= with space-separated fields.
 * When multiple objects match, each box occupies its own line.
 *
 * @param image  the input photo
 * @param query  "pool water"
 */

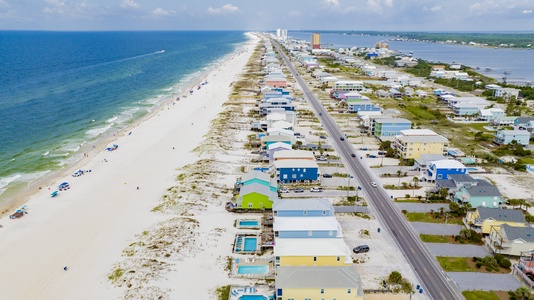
xmin=243 ymin=237 xmax=258 ymax=252
xmin=239 ymin=220 xmax=259 ymax=227
xmin=239 ymin=296 xmax=267 ymax=300
xmin=237 ymin=265 xmax=268 ymax=274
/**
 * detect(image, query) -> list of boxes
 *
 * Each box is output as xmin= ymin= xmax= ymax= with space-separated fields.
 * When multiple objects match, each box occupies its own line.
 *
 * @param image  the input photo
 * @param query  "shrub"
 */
xmin=387 ymin=271 xmax=403 ymax=284
xmin=401 ymin=209 xmax=408 ymax=214
xmin=498 ymin=258 xmax=512 ymax=269
xmin=476 ymin=262 xmax=482 ymax=268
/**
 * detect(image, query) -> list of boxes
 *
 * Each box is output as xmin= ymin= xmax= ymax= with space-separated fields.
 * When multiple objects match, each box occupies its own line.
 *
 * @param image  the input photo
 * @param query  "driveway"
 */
xmin=411 ymin=222 xmax=463 ymax=235
xmin=396 ymin=202 xmax=449 ymax=213
xmin=448 ymin=273 xmax=520 ymax=291
xmin=425 ymin=243 xmax=488 ymax=257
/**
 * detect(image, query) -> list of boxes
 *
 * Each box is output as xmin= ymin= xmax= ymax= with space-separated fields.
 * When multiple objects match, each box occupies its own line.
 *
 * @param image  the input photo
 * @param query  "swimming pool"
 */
xmin=239 ymin=295 xmax=267 ymax=300
xmin=239 ymin=220 xmax=259 ymax=227
xmin=243 ymin=237 xmax=258 ymax=252
xmin=237 ymin=265 xmax=268 ymax=275
xmin=467 ymin=167 xmax=479 ymax=172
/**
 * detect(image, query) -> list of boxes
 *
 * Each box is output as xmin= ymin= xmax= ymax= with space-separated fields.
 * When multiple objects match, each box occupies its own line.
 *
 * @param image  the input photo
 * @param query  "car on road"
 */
xmin=322 ymin=174 xmax=333 ymax=178
xmin=371 ymin=182 xmax=378 ymax=187
xmin=319 ymin=112 xmax=322 ymax=116
xmin=294 ymin=188 xmax=304 ymax=193
xmin=317 ymin=156 xmax=327 ymax=161
xmin=353 ymin=245 xmax=370 ymax=254
xmin=319 ymin=135 xmax=327 ymax=139
xmin=279 ymin=187 xmax=290 ymax=193
xmin=340 ymin=137 xmax=345 ymax=141
xmin=351 ymin=153 xmax=356 ymax=158
xmin=310 ymin=187 xmax=323 ymax=192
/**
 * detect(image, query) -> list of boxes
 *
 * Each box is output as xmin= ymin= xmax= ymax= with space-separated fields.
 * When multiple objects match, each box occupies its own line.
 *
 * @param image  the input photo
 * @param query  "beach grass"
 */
xmin=436 ymin=257 xmax=476 ymax=272
xmin=420 ymin=234 xmax=448 ymax=243
xmin=215 ymin=285 xmax=231 ymax=300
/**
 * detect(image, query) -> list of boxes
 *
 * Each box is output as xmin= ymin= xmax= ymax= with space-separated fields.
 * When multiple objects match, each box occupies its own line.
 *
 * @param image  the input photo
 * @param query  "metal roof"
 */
xmin=273 ymin=199 xmax=333 ymax=212
xmin=275 ymin=266 xmax=363 ymax=292
xmin=274 ymin=159 xmax=319 ymax=169
xmin=274 ymin=238 xmax=351 ymax=257
xmin=274 ymin=216 xmax=340 ymax=232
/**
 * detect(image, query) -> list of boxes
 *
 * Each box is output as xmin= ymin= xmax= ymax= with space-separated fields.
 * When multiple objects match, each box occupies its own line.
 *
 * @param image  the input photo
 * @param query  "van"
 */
xmin=353 ymin=245 xmax=370 ymax=253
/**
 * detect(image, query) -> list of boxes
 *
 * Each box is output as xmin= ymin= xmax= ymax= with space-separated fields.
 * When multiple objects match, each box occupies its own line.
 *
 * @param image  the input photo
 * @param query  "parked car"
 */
xmin=294 ymin=188 xmax=304 ymax=193
xmin=368 ymin=155 xmax=377 ymax=158
xmin=322 ymin=174 xmax=333 ymax=178
xmin=351 ymin=153 xmax=356 ymax=158
xmin=319 ymin=135 xmax=327 ymax=139
xmin=371 ymin=182 xmax=378 ymax=187
xmin=317 ymin=156 xmax=327 ymax=161
xmin=353 ymin=245 xmax=370 ymax=254
xmin=310 ymin=187 xmax=323 ymax=192
xmin=340 ymin=137 xmax=345 ymax=141
xmin=359 ymin=147 xmax=368 ymax=150
xmin=280 ymin=187 xmax=290 ymax=193
xmin=319 ymin=112 xmax=322 ymax=116
xmin=378 ymin=151 xmax=387 ymax=155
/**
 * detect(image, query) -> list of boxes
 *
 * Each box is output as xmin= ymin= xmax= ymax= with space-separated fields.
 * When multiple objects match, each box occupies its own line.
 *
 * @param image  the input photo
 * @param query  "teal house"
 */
xmin=454 ymin=179 xmax=503 ymax=208
xmin=241 ymin=170 xmax=278 ymax=192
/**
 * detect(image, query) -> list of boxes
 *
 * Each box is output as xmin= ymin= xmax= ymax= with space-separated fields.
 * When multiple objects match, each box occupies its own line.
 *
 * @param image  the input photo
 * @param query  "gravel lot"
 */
xmin=448 ymin=273 xmax=520 ymax=291
xmin=425 ymin=243 xmax=488 ymax=257
xmin=411 ymin=222 xmax=463 ymax=235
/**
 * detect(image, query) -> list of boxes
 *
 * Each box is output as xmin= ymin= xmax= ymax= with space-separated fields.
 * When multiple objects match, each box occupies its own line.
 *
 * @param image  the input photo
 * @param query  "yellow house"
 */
xmin=275 ymin=266 xmax=364 ymax=300
xmin=274 ymin=238 xmax=352 ymax=267
xmin=465 ymin=207 xmax=527 ymax=235
xmin=394 ymin=129 xmax=449 ymax=159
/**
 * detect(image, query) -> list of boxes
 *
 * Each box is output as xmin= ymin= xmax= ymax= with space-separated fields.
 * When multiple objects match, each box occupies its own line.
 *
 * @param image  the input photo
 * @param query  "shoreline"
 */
xmin=0 ymin=32 xmax=259 ymax=299
xmin=0 ymin=36 xmax=250 ymax=219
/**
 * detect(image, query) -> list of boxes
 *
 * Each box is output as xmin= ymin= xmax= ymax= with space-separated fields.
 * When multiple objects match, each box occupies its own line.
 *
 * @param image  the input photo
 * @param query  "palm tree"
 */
xmin=397 ymin=170 xmax=402 ymax=187
xmin=412 ymin=176 xmax=419 ymax=197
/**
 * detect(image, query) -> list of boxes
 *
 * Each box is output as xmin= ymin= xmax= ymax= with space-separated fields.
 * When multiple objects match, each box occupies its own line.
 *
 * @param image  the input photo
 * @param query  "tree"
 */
xmin=397 ymin=170 xmax=402 ymax=187
xmin=449 ymin=201 xmax=460 ymax=214
xmin=459 ymin=227 xmax=471 ymax=240
xmin=512 ymin=287 xmax=532 ymax=300
xmin=387 ymin=271 xmax=403 ymax=284
xmin=412 ymin=176 xmax=419 ymax=196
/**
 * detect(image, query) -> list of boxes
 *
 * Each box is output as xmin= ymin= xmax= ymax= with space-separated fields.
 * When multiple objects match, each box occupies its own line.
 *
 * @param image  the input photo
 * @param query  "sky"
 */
xmin=0 ymin=0 xmax=533 ymax=31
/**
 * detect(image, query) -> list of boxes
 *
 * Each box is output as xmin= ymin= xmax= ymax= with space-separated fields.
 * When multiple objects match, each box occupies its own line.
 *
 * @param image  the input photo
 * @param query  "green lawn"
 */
xmin=462 ymin=290 xmax=501 ymax=300
xmin=405 ymin=105 xmax=437 ymax=120
xmin=420 ymin=234 xmax=448 ymax=243
xmin=436 ymin=257 xmax=476 ymax=272
xmin=405 ymin=212 xmax=464 ymax=225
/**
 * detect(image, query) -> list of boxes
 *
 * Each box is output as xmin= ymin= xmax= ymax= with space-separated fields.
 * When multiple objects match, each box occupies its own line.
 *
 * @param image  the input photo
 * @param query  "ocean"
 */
xmin=288 ymin=31 xmax=534 ymax=83
xmin=0 ymin=31 xmax=247 ymax=202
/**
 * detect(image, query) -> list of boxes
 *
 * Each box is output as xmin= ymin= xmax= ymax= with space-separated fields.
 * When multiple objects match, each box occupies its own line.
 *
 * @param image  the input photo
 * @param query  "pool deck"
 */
xmin=236 ymin=217 xmax=262 ymax=229
xmin=229 ymin=285 xmax=274 ymax=300
xmin=231 ymin=257 xmax=274 ymax=278
xmin=233 ymin=234 xmax=262 ymax=254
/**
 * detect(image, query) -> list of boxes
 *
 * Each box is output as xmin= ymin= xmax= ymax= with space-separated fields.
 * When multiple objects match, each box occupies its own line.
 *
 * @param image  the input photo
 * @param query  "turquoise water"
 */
xmin=243 ymin=237 xmax=258 ymax=252
xmin=0 ymin=31 xmax=247 ymax=201
xmin=239 ymin=295 xmax=267 ymax=300
xmin=239 ymin=220 xmax=259 ymax=227
xmin=237 ymin=265 xmax=268 ymax=275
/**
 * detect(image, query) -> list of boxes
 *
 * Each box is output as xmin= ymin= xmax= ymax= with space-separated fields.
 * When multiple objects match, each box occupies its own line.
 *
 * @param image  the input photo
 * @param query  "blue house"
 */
xmin=273 ymin=159 xmax=320 ymax=183
xmin=274 ymin=216 xmax=342 ymax=238
xmin=495 ymin=130 xmax=531 ymax=147
xmin=425 ymin=159 xmax=467 ymax=182
xmin=373 ymin=118 xmax=412 ymax=138
xmin=454 ymin=179 xmax=504 ymax=208
xmin=273 ymin=199 xmax=334 ymax=217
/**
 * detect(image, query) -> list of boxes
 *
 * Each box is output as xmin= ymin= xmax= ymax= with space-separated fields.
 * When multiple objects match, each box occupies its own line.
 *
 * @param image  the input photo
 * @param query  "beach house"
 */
xmin=236 ymin=183 xmax=278 ymax=209
xmin=372 ymin=118 xmax=412 ymax=139
xmin=478 ymin=108 xmax=505 ymax=122
xmin=275 ymin=266 xmax=364 ymax=300
xmin=261 ymin=135 xmax=295 ymax=149
xmin=273 ymin=199 xmax=334 ymax=217
xmin=273 ymin=216 xmax=342 ymax=238
xmin=332 ymin=80 xmax=365 ymax=92
xmin=435 ymin=173 xmax=478 ymax=197
xmin=346 ymin=96 xmax=380 ymax=113
xmin=240 ymin=170 xmax=278 ymax=192
xmin=465 ymin=207 xmax=527 ymax=234
xmin=273 ymin=159 xmax=320 ymax=183
xmin=394 ymin=129 xmax=449 ymax=159
xmin=272 ymin=150 xmax=315 ymax=162
xmin=268 ymin=142 xmax=292 ymax=163
xmin=487 ymin=224 xmax=534 ymax=256
xmin=425 ymin=159 xmax=467 ymax=182
xmin=454 ymin=179 xmax=503 ymax=208
xmin=274 ymin=238 xmax=352 ymax=266
xmin=495 ymin=130 xmax=530 ymax=147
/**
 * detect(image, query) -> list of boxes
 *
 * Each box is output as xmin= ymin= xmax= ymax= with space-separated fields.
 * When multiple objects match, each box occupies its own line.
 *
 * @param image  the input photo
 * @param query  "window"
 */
xmin=320 ymin=288 xmax=324 ymax=294
xmin=313 ymin=256 xmax=317 ymax=262
xmin=292 ymin=174 xmax=296 ymax=179
xmin=336 ymin=257 xmax=340 ymax=262
xmin=248 ymin=203 xmax=253 ymax=208
xmin=259 ymin=202 xmax=263 ymax=207
xmin=308 ymin=231 xmax=312 ymax=236
xmin=348 ymin=288 xmax=352 ymax=294
xmin=303 ymin=211 xmax=307 ymax=215
xmin=303 ymin=168 xmax=306 ymax=172
xmin=328 ymin=230 xmax=333 ymax=236
xmin=322 ymin=210 xmax=326 ymax=215
xmin=437 ymin=174 xmax=443 ymax=179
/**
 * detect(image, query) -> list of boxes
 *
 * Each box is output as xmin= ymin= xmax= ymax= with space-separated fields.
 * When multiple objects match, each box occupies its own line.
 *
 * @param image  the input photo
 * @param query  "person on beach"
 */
xmin=63 ymin=266 xmax=68 ymax=271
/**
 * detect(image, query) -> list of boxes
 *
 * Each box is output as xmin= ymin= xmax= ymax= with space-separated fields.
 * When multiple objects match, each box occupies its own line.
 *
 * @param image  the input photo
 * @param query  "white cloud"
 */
xmin=152 ymin=7 xmax=175 ymax=16
xmin=288 ymin=10 xmax=302 ymax=17
xmin=120 ymin=0 xmax=139 ymax=9
xmin=0 ymin=0 xmax=9 ymax=9
xmin=323 ymin=0 xmax=340 ymax=7
xmin=207 ymin=4 xmax=240 ymax=15
xmin=430 ymin=5 xmax=442 ymax=12
xmin=522 ymin=10 xmax=533 ymax=14
xmin=366 ymin=0 xmax=382 ymax=13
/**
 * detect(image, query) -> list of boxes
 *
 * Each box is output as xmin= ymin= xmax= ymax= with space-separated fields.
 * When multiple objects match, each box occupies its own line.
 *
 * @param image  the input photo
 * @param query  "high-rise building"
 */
xmin=276 ymin=29 xmax=288 ymax=39
xmin=311 ymin=33 xmax=321 ymax=49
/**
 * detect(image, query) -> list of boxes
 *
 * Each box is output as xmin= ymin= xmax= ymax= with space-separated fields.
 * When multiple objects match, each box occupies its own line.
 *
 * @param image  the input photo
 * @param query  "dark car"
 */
xmin=340 ymin=137 xmax=345 ymax=141
xmin=353 ymin=245 xmax=370 ymax=254
xmin=351 ymin=153 xmax=356 ymax=158
xmin=319 ymin=112 xmax=322 ymax=116
xmin=294 ymin=188 xmax=304 ymax=193
xmin=319 ymin=135 xmax=327 ymax=139
xmin=322 ymin=174 xmax=333 ymax=178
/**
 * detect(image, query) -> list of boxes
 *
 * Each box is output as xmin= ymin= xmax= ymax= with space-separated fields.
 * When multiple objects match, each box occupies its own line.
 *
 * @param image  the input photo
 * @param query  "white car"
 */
xmin=280 ymin=187 xmax=290 ymax=193
xmin=371 ymin=182 xmax=378 ymax=187
xmin=310 ymin=187 xmax=323 ymax=192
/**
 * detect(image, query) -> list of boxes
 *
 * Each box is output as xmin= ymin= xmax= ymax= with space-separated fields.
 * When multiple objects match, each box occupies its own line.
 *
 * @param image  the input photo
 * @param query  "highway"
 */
xmin=274 ymin=42 xmax=464 ymax=300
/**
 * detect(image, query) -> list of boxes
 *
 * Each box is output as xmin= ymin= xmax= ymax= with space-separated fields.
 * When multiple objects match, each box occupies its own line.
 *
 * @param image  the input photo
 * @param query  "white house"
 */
xmin=478 ymin=108 xmax=505 ymax=121
xmin=495 ymin=130 xmax=531 ymax=146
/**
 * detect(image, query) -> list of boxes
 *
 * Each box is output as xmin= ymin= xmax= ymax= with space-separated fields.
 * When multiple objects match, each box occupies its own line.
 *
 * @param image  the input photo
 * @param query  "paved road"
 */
xmin=447 ymin=273 xmax=520 ymax=291
xmin=411 ymin=222 xmax=463 ymax=235
xmin=274 ymin=42 xmax=464 ymax=300
xmin=425 ymin=244 xmax=488 ymax=257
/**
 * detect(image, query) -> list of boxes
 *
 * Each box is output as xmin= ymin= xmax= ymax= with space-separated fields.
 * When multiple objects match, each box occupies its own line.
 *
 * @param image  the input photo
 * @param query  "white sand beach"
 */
xmin=0 ymin=33 xmax=260 ymax=299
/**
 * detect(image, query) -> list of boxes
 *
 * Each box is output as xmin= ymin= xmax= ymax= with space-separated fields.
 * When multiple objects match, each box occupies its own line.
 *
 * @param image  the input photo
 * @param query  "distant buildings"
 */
xmin=276 ymin=28 xmax=288 ymax=39
xmin=311 ymin=33 xmax=321 ymax=49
